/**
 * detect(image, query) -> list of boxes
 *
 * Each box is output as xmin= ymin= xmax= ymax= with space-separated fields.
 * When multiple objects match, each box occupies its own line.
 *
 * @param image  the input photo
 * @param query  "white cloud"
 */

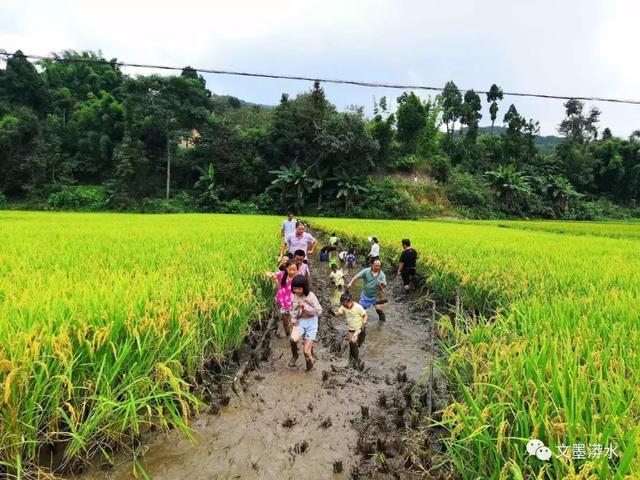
xmin=0 ymin=0 xmax=638 ymax=135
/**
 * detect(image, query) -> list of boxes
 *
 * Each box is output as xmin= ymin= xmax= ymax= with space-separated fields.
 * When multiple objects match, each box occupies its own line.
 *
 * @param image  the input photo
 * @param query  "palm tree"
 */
xmin=485 ymin=164 xmax=532 ymax=211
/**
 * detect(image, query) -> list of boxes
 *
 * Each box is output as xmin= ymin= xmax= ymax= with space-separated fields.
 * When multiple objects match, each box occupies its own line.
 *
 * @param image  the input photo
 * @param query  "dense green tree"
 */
xmin=460 ymin=89 xmax=482 ymax=143
xmin=1 ymin=50 xmax=639 ymax=219
xmin=441 ymin=81 xmax=463 ymax=137
xmin=122 ymin=73 xmax=211 ymax=198
xmin=111 ymin=132 xmax=151 ymax=199
xmin=396 ymin=92 xmax=425 ymax=152
xmin=66 ymin=91 xmax=124 ymax=181
xmin=0 ymin=103 xmax=40 ymax=194
xmin=193 ymin=163 xmax=220 ymax=209
xmin=0 ymin=50 xmax=50 ymax=115
xmin=268 ymin=162 xmax=318 ymax=213
xmin=486 ymin=84 xmax=504 ymax=135
xmin=555 ymin=140 xmax=596 ymax=192
xmin=558 ymin=99 xmax=601 ymax=143
xmin=417 ymin=98 xmax=443 ymax=160
xmin=544 ymin=174 xmax=582 ymax=213
xmin=368 ymin=97 xmax=395 ymax=166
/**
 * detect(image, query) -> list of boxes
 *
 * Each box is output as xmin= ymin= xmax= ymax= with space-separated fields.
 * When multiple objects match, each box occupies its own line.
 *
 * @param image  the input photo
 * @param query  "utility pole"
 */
xmin=166 ymin=133 xmax=171 ymax=199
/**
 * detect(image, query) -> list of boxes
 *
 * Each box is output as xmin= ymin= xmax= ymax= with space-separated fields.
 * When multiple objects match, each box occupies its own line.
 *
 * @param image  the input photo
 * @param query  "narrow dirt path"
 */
xmin=77 ymin=237 xmax=435 ymax=480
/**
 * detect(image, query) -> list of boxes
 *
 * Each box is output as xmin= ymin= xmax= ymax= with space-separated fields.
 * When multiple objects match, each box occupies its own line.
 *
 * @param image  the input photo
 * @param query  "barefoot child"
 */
xmin=329 ymin=263 xmax=345 ymax=289
xmin=289 ymin=275 xmax=323 ymax=371
xmin=335 ymin=292 xmax=368 ymax=367
xmin=265 ymin=260 xmax=298 ymax=335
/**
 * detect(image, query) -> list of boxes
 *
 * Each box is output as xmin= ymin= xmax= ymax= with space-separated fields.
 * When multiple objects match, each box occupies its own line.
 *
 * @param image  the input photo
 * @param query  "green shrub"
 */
xmin=446 ymin=169 xmax=493 ymax=207
xmin=0 ymin=192 xmax=6 ymax=210
xmin=426 ymin=154 xmax=451 ymax=182
xmin=217 ymin=199 xmax=259 ymax=214
xmin=396 ymin=178 xmax=453 ymax=217
xmin=141 ymin=192 xmax=197 ymax=213
xmin=566 ymin=198 xmax=635 ymax=221
xmin=252 ymin=192 xmax=278 ymax=214
xmin=105 ymin=193 xmax=138 ymax=212
xmin=390 ymin=154 xmax=425 ymax=171
xmin=354 ymin=179 xmax=421 ymax=219
xmin=47 ymin=186 xmax=108 ymax=211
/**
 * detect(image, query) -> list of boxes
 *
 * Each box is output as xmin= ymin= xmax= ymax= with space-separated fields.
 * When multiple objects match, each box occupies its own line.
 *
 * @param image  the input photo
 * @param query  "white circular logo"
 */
xmin=535 ymin=446 xmax=552 ymax=461
xmin=526 ymin=439 xmax=544 ymax=456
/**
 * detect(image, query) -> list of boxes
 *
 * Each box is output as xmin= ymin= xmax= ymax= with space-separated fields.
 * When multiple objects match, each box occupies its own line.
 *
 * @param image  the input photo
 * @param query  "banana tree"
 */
xmin=268 ymin=162 xmax=319 ymax=213
xmin=485 ymin=164 xmax=532 ymax=211
xmin=332 ymin=172 xmax=368 ymax=212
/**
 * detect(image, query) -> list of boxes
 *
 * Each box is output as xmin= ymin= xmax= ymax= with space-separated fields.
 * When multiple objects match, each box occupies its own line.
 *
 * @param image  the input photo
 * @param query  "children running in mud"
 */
xmin=272 ymin=220 xmax=406 ymax=373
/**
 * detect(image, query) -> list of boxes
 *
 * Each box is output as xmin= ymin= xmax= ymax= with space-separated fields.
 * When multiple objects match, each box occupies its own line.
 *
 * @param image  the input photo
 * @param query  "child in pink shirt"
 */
xmin=265 ymin=260 xmax=298 ymax=335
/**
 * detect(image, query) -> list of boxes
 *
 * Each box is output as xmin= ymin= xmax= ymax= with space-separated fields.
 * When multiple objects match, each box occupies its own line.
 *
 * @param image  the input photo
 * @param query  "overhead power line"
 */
xmin=1 ymin=51 xmax=639 ymax=106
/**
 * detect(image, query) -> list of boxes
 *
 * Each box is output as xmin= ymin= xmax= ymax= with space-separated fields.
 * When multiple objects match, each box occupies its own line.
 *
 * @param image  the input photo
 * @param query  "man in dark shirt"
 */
xmin=397 ymin=239 xmax=418 ymax=291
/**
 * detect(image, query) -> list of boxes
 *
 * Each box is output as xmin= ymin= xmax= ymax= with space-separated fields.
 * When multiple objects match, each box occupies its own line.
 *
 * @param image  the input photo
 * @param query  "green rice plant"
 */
xmin=312 ymin=217 xmax=640 ymax=479
xmin=474 ymin=219 xmax=640 ymax=240
xmin=0 ymin=211 xmax=279 ymax=476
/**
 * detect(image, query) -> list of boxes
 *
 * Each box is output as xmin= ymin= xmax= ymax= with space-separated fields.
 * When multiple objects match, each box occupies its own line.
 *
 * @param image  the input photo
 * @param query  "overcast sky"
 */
xmin=1 ymin=0 xmax=638 ymax=135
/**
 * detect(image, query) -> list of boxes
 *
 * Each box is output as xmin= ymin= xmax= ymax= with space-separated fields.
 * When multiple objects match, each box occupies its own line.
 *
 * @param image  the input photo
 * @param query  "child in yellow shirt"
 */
xmin=329 ymin=263 xmax=345 ymax=289
xmin=335 ymin=292 xmax=368 ymax=368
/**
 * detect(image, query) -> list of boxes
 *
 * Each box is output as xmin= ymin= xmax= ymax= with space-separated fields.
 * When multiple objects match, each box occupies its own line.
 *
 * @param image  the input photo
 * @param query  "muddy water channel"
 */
xmin=77 ymin=250 xmax=441 ymax=480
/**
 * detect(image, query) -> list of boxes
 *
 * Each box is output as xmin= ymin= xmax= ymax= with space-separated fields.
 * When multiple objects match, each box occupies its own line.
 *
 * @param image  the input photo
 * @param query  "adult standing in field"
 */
xmin=397 ymin=238 xmax=418 ymax=292
xmin=281 ymin=213 xmax=296 ymax=238
xmin=284 ymin=222 xmax=317 ymax=258
xmin=347 ymin=258 xmax=387 ymax=322
xmin=368 ymin=237 xmax=380 ymax=263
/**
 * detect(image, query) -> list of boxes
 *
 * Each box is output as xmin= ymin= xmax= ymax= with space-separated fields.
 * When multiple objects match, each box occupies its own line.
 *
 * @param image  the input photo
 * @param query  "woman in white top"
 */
xmin=368 ymin=237 xmax=380 ymax=262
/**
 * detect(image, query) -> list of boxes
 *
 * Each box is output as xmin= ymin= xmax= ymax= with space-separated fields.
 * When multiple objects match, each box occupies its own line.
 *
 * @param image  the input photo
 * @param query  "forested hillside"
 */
xmin=1 ymin=50 xmax=639 ymax=220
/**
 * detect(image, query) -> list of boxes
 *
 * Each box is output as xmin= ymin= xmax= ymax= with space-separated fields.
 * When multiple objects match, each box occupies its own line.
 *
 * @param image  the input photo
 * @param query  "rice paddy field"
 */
xmin=477 ymin=219 xmax=640 ymax=240
xmin=0 ymin=212 xmax=277 ymax=477
xmin=313 ymin=217 xmax=640 ymax=479
xmin=3 ymin=211 xmax=639 ymax=479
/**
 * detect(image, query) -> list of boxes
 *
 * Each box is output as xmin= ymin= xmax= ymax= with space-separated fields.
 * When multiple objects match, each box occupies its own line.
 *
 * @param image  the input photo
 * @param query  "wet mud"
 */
xmin=74 ymin=240 xmax=447 ymax=480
